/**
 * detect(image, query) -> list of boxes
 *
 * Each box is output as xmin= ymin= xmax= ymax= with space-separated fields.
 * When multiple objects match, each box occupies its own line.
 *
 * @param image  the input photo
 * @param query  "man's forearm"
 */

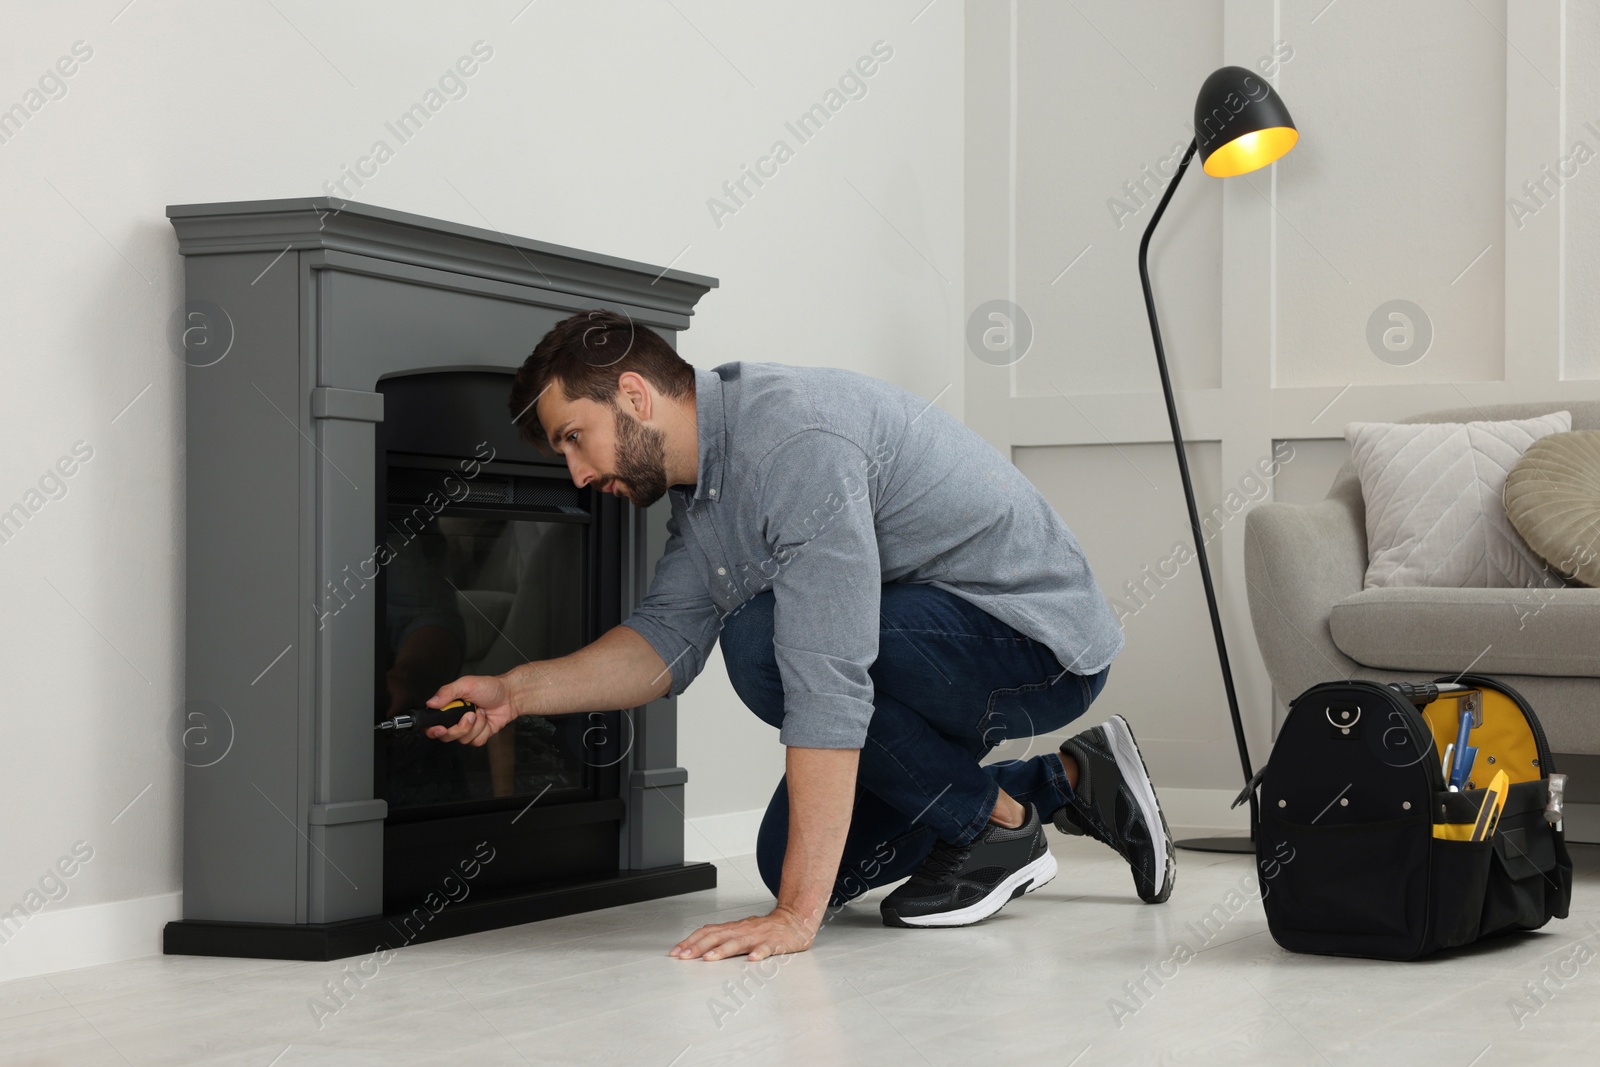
xmin=504 ymin=624 xmax=672 ymax=718
xmin=774 ymin=746 xmax=860 ymax=927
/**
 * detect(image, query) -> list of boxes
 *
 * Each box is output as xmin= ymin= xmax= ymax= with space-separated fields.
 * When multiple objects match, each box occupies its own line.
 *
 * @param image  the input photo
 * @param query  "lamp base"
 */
xmin=1175 ymin=834 xmax=1255 ymax=855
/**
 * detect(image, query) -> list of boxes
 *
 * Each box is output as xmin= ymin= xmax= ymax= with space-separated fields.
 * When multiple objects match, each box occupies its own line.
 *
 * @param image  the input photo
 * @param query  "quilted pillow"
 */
xmin=1504 ymin=430 xmax=1600 ymax=587
xmin=1345 ymin=411 xmax=1571 ymax=589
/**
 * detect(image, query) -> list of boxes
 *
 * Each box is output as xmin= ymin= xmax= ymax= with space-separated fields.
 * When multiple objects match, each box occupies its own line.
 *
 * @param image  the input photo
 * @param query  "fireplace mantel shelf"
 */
xmin=167 ymin=197 xmax=717 ymax=324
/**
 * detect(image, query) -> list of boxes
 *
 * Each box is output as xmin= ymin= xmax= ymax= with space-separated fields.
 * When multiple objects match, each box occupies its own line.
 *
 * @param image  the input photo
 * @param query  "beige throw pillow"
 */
xmin=1346 ymin=411 xmax=1571 ymax=589
xmin=1504 ymin=430 xmax=1600 ymax=587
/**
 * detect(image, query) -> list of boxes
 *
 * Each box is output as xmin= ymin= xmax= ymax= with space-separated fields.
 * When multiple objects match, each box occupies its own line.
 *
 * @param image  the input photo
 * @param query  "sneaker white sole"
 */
xmin=892 ymin=851 xmax=1058 ymax=928
xmin=1104 ymin=714 xmax=1172 ymax=900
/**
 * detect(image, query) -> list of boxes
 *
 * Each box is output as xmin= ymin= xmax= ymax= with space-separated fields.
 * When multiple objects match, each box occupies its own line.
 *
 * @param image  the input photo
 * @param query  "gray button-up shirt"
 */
xmin=619 ymin=362 xmax=1124 ymax=749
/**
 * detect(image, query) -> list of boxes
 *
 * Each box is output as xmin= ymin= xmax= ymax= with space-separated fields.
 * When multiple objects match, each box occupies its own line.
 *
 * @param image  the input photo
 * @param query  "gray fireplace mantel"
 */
xmin=166 ymin=197 xmax=718 ymax=950
xmin=167 ymin=197 xmax=717 ymax=329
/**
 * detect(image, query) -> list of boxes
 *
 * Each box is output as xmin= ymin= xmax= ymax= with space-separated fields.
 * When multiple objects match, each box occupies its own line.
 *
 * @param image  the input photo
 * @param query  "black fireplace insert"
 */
xmin=375 ymin=371 xmax=632 ymax=911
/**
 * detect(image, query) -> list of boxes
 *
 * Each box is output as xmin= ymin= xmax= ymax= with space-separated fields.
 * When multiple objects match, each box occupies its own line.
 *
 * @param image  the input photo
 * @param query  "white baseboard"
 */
xmin=684 ymin=808 xmax=766 ymax=862
xmin=1562 ymin=802 xmax=1600 ymax=844
xmin=0 ymin=891 xmax=180 ymax=983
xmin=681 ymin=786 xmax=1251 ymax=865
xmin=1158 ymin=787 xmax=1252 ymax=835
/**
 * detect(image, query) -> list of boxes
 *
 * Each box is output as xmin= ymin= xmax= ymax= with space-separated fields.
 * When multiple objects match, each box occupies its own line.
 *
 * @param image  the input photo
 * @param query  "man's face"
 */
xmin=540 ymin=388 xmax=670 ymax=508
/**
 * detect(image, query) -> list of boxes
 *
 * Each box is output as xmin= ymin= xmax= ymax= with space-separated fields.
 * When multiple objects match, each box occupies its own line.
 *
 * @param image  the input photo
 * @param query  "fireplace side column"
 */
xmin=307 ymin=385 xmax=388 ymax=922
xmin=623 ymin=498 xmax=689 ymax=870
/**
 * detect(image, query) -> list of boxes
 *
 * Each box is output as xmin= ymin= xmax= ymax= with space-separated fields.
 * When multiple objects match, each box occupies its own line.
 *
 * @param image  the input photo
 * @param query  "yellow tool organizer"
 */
xmin=1421 ymin=687 xmax=1541 ymax=840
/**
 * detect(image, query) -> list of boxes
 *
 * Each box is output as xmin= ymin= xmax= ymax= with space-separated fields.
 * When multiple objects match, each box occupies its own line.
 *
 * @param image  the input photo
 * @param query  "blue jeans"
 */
xmin=718 ymin=581 xmax=1109 ymax=904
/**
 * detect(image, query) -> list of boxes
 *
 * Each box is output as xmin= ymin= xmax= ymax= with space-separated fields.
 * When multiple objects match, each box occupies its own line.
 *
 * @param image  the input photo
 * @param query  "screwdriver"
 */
xmin=375 ymin=699 xmax=477 ymax=735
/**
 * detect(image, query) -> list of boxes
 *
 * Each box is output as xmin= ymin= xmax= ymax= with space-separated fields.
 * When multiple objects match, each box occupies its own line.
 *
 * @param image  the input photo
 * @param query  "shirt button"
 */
xmin=709 ymin=488 xmax=717 ymax=496
xmin=716 ymin=567 xmax=727 ymax=576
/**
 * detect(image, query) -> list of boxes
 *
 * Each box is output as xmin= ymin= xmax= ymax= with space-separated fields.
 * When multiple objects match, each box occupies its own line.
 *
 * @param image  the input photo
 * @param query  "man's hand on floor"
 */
xmin=671 ymin=747 xmax=855 ymax=962
xmin=669 ymin=904 xmax=819 ymax=962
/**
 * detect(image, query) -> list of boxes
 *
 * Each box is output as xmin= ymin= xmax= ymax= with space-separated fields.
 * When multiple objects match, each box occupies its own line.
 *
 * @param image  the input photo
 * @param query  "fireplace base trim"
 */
xmin=163 ymin=862 xmax=717 ymax=962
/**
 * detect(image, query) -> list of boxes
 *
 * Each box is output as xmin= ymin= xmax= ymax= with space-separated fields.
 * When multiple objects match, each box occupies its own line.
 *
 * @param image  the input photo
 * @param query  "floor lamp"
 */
xmin=1137 ymin=66 xmax=1298 ymax=854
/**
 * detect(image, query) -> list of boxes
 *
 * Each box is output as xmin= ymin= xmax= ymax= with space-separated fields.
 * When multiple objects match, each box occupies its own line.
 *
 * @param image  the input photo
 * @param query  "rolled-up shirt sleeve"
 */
xmin=759 ymin=430 xmax=882 ymax=749
xmin=619 ymin=508 xmax=721 ymax=699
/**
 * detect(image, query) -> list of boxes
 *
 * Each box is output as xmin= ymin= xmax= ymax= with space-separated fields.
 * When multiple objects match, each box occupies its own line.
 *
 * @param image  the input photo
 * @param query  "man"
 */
xmin=427 ymin=308 xmax=1175 ymax=962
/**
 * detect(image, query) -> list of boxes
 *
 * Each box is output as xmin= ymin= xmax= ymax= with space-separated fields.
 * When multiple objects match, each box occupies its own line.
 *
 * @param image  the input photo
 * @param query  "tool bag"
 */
xmin=1240 ymin=674 xmax=1573 ymax=960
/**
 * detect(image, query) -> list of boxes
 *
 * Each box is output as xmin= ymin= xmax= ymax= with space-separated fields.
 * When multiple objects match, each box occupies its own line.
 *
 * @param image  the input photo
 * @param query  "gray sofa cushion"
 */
xmin=1330 ymin=586 xmax=1600 ymax=676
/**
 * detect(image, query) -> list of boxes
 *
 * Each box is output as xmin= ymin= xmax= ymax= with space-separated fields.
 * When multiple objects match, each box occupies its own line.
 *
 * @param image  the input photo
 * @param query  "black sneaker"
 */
xmin=880 ymin=803 xmax=1056 ymax=928
xmin=1054 ymin=714 xmax=1175 ymax=904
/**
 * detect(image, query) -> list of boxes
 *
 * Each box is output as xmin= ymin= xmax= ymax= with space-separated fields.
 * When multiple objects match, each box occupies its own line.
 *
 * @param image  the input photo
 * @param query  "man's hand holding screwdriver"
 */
xmin=421 ymin=624 xmax=674 ymax=745
xmin=422 ymin=676 xmax=519 ymax=745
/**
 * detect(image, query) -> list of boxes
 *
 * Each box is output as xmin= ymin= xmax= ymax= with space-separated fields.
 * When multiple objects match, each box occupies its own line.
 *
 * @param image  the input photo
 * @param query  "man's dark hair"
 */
xmin=509 ymin=308 xmax=695 ymax=452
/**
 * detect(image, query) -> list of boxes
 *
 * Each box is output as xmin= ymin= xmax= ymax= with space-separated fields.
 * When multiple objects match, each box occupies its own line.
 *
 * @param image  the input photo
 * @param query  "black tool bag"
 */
xmin=1240 ymin=674 xmax=1574 ymax=960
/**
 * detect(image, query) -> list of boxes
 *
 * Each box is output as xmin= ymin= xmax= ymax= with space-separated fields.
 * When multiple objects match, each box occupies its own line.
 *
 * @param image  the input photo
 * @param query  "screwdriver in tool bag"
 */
xmin=375 ymin=699 xmax=477 ymax=735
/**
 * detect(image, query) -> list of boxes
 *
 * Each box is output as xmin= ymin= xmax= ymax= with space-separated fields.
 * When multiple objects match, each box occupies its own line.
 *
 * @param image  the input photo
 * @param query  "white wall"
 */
xmin=0 ymin=0 xmax=962 ymax=977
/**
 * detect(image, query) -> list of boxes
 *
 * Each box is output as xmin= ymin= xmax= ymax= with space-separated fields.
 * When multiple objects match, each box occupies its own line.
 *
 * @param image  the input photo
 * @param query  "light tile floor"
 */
xmin=2 ymin=833 xmax=1595 ymax=1066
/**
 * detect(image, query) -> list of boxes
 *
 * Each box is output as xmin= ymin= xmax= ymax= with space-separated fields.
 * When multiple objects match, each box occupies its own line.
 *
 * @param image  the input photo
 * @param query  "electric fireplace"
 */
xmin=163 ymin=198 xmax=717 ymax=960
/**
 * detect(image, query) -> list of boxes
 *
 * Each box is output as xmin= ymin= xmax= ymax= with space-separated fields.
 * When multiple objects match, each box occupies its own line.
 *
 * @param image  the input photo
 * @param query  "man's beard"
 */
xmin=608 ymin=402 xmax=669 ymax=508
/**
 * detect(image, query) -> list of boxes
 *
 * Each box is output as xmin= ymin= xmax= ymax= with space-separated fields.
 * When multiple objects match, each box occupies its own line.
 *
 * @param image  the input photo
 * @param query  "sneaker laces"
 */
xmin=911 ymin=838 xmax=972 ymax=883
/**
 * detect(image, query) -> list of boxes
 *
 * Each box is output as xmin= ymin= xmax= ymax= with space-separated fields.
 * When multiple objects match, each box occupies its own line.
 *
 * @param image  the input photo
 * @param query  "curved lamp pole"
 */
xmin=1137 ymin=66 xmax=1298 ymax=853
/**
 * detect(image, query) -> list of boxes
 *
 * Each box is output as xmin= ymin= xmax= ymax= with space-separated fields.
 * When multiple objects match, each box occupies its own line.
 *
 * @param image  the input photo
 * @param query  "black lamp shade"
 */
xmin=1193 ymin=65 xmax=1297 ymax=177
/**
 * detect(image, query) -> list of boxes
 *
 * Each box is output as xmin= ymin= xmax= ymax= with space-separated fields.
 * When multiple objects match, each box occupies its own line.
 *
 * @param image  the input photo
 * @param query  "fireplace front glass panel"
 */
xmin=373 ymin=371 xmax=631 ymax=909
xmin=377 ymin=502 xmax=593 ymax=814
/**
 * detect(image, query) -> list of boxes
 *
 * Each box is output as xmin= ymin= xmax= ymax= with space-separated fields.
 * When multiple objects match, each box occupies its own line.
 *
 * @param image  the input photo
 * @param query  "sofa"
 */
xmin=1244 ymin=400 xmax=1600 ymax=764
